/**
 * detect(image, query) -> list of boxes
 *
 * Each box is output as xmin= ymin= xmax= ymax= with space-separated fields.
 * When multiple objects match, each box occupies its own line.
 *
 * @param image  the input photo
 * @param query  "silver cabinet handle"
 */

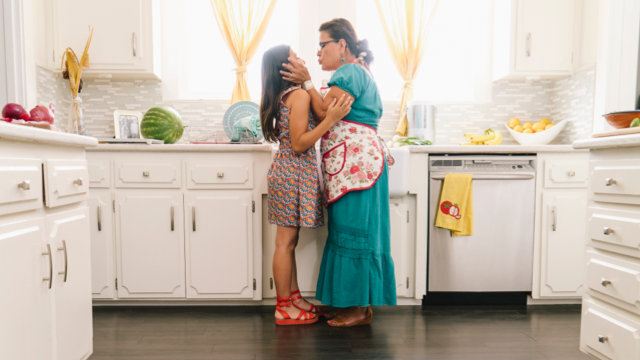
xmin=551 ymin=206 xmax=557 ymax=231
xmin=132 ymin=32 xmax=137 ymax=57
xmin=217 ymin=172 xmax=224 ymax=178
xmin=143 ymin=171 xmax=149 ymax=177
xmin=58 ymin=240 xmax=68 ymax=282
xmin=526 ymin=33 xmax=532 ymax=57
xmin=43 ymin=244 xmax=52 ymax=289
xmin=568 ymin=171 xmax=575 ymax=176
xmin=97 ymin=205 xmax=102 ymax=231
xmin=18 ymin=180 xmax=30 ymax=190
xmin=598 ymin=335 xmax=608 ymax=343
xmin=171 ymin=206 xmax=174 ymax=231
xmin=605 ymin=178 xmax=616 ymax=186
xmin=73 ymin=178 xmax=83 ymax=186
xmin=601 ymin=279 xmax=612 ymax=287
xmin=192 ymin=206 xmax=196 ymax=231
xmin=603 ymin=227 xmax=614 ymax=235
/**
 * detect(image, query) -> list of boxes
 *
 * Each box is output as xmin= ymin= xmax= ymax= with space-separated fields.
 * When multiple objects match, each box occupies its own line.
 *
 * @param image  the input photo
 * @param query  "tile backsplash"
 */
xmin=37 ymin=65 xmax=595 ymax=144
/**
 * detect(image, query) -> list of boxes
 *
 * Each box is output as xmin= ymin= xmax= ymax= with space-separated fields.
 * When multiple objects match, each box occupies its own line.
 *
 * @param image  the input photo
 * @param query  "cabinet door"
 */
xmin=115 ymin=191 xmax=185 ymax=298
xmin=540 ymin=191 xmax=587 ymax=297
xmin=46 ymin=208 xmax=93 ymax=360
xmin=0 ymin=218 xmax=53 ymax=360
xmin=185 ymin=191 xmax=253 ymax=299
xmin=390 ymin=202 xmax=408 ymax=297
xmin=55 ymin=0 xmax=146 ymax=70
xmin=515 ymin=0 xmax=574 ymax=72
xmin=89 ymin=190 xmax=115 ymax=299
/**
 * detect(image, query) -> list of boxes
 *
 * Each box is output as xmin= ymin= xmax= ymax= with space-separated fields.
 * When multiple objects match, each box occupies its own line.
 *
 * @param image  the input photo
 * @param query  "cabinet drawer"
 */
xmin=586 ymin=251 xmax=640 ymax=313
xmin=186 ymin=160 xmax=253 ymax=189
xmin=591 ymin=159 xmax=640 ymax=205
xmin=0 ymin=158 xmax=43 ymax=215
xmin=588 ymin=207 xmax=640 ymax=258
xmin=44 ymin=159 xmax=89 ymax=208
xmin=544 ymin=159 xmax=588 ymax=188
xmin=88 ymin=159 xmax=111 ymax=188
xmin=581 ymin=300 xmax=640 ymax=360
xmin=115 ymin=159 xmax=181 ymax=189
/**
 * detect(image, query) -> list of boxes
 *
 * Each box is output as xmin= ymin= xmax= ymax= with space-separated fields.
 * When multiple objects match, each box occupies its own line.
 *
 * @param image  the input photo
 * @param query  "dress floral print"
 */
xmin=267 ymin=86 xmax=324 ymax=229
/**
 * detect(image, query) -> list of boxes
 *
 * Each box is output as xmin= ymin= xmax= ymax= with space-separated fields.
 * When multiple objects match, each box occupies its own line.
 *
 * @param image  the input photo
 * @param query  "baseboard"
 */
xmin=93 ymin=298 xmax=423 ymax=307
xmin=526 ymin=295 xmax=582 ymax=305
xmin=422 ymin=292 xmax=530 ymax=305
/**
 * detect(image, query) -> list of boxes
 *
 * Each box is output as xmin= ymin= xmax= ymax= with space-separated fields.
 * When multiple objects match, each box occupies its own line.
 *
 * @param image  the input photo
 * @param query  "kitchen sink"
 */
xmin=388 ymin=147 xmax=410 ymax=197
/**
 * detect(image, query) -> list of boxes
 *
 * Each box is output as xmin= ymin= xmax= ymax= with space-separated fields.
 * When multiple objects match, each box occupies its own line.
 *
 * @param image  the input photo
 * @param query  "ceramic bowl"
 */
xmin=504 ymin=120 xmax=567 ymax=145
xmin=602 ymin=110 xmax=640 ymax=129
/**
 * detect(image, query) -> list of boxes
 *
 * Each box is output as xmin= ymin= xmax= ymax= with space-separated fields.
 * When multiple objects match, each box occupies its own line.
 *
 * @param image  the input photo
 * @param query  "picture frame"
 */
xmin=113 ymin=110 xmax=143 ymax=139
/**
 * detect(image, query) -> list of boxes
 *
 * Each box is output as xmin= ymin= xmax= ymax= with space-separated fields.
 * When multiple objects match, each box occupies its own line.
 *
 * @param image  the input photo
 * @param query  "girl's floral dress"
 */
xmin=267 ymin=86 xmax=324 ymax=229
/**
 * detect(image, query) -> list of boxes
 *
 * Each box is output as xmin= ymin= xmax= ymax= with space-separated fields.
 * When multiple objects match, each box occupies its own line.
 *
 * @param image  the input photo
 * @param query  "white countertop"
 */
xmin=573 ymin=133 xmax=640 ymax=150
xmin=0 ymin=122 xmax=98 ymax=147
xmin=407 ymin=144 xmax=584 ymax=153
xmin=87 ymin=143 xmax=274 ymax=152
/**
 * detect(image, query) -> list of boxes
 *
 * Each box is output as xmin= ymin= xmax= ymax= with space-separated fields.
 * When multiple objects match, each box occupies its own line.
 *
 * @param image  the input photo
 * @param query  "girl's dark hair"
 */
xmin=319 ymin=18 xmax=374 ymax=64
xmin=260 ymin=44 xmax=296 ymax=143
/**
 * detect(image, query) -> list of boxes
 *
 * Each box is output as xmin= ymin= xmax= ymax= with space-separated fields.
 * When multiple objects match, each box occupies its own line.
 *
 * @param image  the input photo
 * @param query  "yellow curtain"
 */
xmin=209 ymin=0 xmax=278 ymax=103
xmin=375 ymin=0 xmax=439 ymax=136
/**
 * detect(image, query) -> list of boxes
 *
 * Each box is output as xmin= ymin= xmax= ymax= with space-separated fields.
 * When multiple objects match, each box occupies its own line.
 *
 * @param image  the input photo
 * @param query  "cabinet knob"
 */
xmin=73 ymin=178 xmax=83 ymax=186
xmin=601 ymin=279 xmax=611 ymax=287
xmin=603 ymin=227 xmax=614 ymax=235
xmin=143 ymin=171 xmax=150 ymax=177
xmin=605 ymin=178 xmax=616 ymax=186
xmin=17 ymin=180 xmax=30 ymax=190
xmin=598 ymin=335 xmax=608 ymax=343
xmin=568 ymin=171 xmax=575 ymax=176
xmin=217 ymin=172 xmax=224 ymax=178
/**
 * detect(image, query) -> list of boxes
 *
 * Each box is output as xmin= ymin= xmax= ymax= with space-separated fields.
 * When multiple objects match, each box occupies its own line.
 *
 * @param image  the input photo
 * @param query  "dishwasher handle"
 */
xmin=430 ymin=173 xmax=534 ymax=180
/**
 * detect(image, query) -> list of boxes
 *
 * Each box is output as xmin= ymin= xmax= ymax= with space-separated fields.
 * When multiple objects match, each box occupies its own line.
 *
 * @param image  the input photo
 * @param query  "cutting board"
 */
xmin=592 ymin=127 xmax=640 ymax=138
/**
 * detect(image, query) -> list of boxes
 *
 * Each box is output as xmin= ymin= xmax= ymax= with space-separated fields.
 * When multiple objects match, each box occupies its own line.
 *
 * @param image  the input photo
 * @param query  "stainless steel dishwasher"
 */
xmin=428 ymin=155 xmax=536 ymax=292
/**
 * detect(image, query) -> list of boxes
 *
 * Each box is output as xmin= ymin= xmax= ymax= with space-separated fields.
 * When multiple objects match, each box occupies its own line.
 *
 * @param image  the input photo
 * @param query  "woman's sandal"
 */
xmin=291 ymin=289 xmax=325 ymax=316
xmin=275 ymin=295 xmax=318 ymax=326
xmin=327 ymin=306 xmax=373 ymax=328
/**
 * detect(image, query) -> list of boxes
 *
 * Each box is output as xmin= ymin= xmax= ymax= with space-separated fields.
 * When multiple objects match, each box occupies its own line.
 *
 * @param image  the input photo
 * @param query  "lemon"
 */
xmin=545 ymin=123 xmax=555 ymax=130
xmin=541 ymin=118 xmax=552 ymax=125
xmin=535 ymin=128 xmax=545 ymax=133
xmin=508 ymin=118 xmax=521 ymax=129
xmin=532 ymin=122 xmax=546 ymax=131
xmin=523 ymin=122 xmax=533 ymax=129
xmin=514 ymin=125 xmax=524 ymax=133
xmin=523 ymin=128 xmax=534 ymax=134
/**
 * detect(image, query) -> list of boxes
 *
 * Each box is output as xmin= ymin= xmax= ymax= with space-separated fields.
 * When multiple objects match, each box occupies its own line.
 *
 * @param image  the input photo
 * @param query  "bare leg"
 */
xmin=273 ymin=226 xmax=307 ymax=320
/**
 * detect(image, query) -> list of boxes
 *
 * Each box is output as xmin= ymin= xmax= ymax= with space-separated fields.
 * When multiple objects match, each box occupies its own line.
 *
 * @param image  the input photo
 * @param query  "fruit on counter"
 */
xmin=541 ymin=118 xmax=552 ymax=125
xmin=545 ymin=123 xmax=555 ymax=130
xmin=523 ymin=128 xmax=534 ymax=133
xmin=508 ymin=117 xmax=521 ymax=129
xmin=484 ymin=130 xmax=503 ymax=145
xmin=631 ymin=118 xmax=640 ymax=127
xmin=29 ymin=105 xmax=55 ymax=124
xmin=140 ymin=106 xmax=185 ymax=144
xmin=387 ymin=135 xmax=432 ymax=147
xmin=509 ymin=117 xmax=559 ymax=134
xmin=2 ymin=103 xmax=30 ymax=120
xmin=532 ymin=122 xmax=546 ymax=131
xmin=461 ymin=128 xmax=503 ymax=145
xmin=523 ymin=122 xmax=533 ymax=129
xmin=513 ymin=125 xmax=524 ymax=133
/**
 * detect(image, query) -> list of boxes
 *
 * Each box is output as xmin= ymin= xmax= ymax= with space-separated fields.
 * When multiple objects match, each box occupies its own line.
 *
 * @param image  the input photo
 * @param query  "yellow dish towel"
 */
xmin=435 ymin=173 xmax=473 ymax=237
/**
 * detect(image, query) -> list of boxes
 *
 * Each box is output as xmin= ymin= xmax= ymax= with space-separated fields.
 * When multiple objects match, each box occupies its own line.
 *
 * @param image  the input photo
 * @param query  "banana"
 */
xmin=464 ymin=134 xmax=477 ymax=139
xmin=470 ymin=133 xmax=496 ymax=142
xmin=484 ymin=130 xmax=503 ymax=145
xmin=462 ymin=140 xmax=485 ymax=145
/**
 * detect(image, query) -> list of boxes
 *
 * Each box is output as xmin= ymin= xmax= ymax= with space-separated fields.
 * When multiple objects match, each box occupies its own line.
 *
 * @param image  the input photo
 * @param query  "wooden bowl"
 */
xmin=603 ymin=110 xmax=640 ymax=129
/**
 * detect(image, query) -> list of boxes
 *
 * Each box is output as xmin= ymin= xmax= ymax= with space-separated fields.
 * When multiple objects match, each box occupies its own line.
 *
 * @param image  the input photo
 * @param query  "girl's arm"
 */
xmin=287 ymin=91 xmax=352 ymax=155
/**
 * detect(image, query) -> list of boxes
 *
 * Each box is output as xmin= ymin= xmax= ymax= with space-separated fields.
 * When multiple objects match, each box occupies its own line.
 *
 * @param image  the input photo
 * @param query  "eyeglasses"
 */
xmin=317 ymin=39 xmax=339 ymax=51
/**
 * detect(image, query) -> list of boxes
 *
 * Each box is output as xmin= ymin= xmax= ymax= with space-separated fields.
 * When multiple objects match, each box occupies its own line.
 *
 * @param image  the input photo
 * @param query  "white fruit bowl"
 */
xmin=504 ymin=120 xmax=567 ymax=145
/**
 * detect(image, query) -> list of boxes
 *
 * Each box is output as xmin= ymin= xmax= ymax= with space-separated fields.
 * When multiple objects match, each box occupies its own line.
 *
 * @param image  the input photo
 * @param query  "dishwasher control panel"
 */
xmin=429 ymin=155 xmax=536 ymax=173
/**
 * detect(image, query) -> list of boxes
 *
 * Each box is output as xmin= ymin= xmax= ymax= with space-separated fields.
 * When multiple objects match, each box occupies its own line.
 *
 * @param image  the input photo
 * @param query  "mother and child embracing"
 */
xmin=259 ymin=18 xmax=396 ymax=327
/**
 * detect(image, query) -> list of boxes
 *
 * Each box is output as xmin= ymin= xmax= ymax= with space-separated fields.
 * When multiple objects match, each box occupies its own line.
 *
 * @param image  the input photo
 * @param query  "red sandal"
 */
xmin=291 ymin=289 xmax=325 ymax=316
xmin=275 ymin=295 xmax=318 ymax=326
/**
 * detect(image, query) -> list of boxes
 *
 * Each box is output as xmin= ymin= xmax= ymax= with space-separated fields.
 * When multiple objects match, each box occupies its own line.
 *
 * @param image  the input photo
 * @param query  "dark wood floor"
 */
xmin=88 ymin=304 xmax=590 ymax=360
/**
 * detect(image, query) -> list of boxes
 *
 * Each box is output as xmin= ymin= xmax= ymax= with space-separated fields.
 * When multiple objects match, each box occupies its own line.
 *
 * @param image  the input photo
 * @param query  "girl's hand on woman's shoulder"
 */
xmin=326 ymin=94 xmax=353 ymax=124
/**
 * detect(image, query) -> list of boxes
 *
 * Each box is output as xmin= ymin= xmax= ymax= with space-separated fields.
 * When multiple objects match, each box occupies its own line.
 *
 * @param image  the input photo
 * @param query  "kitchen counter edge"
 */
xmin=0 ymin=122 xmax=98 ymax=147
xmin=573 ymin=133 xmax=640 ymax=150
xmin=87 ymin=143 xmax=274 ymax=152
xmin=407 ymin=144 xmax=584 ymax=153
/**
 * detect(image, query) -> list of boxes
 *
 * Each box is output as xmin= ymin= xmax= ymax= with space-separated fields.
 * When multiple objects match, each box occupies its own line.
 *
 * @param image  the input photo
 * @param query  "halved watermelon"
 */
xmin=140 ymin=106 xmax=184 ymax=144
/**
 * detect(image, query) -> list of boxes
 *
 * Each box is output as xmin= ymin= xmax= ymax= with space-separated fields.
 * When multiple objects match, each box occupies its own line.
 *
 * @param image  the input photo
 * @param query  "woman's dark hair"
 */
xmin=319 ymin=18 xmax=374 ymax=64
xmin=260 ymin=44 xmax=296 ymax=143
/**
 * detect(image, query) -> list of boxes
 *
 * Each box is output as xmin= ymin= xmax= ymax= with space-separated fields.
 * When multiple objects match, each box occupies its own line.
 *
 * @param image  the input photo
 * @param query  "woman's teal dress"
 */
xmin=315 ymin=63 xmax=397 ymax=307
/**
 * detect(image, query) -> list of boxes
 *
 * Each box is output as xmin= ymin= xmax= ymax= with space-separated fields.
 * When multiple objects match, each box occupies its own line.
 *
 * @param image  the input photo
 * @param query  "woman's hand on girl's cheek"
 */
xmin=280 ymin=58 xmax=311 ymax=84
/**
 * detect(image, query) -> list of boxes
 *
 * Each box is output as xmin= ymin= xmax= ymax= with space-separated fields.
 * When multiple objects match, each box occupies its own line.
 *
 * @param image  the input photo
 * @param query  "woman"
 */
xmin=281 ymin=19 xmax=397 ymax=327
xmin=260 ymin=44 xmax=353 ymax=325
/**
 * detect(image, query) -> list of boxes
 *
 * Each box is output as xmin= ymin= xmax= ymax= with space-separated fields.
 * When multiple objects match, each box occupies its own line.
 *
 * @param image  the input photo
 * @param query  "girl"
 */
xmin=260 ymin=44 xmax=352 ymax=326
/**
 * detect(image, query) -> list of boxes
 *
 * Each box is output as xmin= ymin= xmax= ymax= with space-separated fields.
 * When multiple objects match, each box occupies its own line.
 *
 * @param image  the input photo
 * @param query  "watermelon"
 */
xmin=140 ymin=106 xmax=184 ymax=144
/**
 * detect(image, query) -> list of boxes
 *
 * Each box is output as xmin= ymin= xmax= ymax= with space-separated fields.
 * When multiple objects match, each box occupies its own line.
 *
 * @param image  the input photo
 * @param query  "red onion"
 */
xmin=2 ymin=103 xmax=30 ymax=120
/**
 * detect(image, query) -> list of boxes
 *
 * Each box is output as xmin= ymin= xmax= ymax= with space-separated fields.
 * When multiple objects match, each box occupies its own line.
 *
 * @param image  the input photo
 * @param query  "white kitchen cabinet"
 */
xmin=53 ymin=0 xmax=161 ymax=79
xmin=539 ymin=191 xmax=587 ymax=297
xmin=46 ymin=208 xmax=93 ymax=360
xmin=89 ymin=190 xmax=116 ymax=299
xmin=390 ymin=202 xmax=409 ymax=297
xmin=493 ymin=0 xmax=577 ymax=80
xmin=0 ymin=218 xmax=53 ymax=360
xmin=185 ymin=191 xmax=254 ymax=299
xmin=115 ymin=191 xmax=185 ymax=298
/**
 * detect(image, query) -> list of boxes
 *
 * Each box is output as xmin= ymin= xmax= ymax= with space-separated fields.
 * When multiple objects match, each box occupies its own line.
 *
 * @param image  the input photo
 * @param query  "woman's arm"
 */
xmin=287 ymin=91 xmax=352 ymax=155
